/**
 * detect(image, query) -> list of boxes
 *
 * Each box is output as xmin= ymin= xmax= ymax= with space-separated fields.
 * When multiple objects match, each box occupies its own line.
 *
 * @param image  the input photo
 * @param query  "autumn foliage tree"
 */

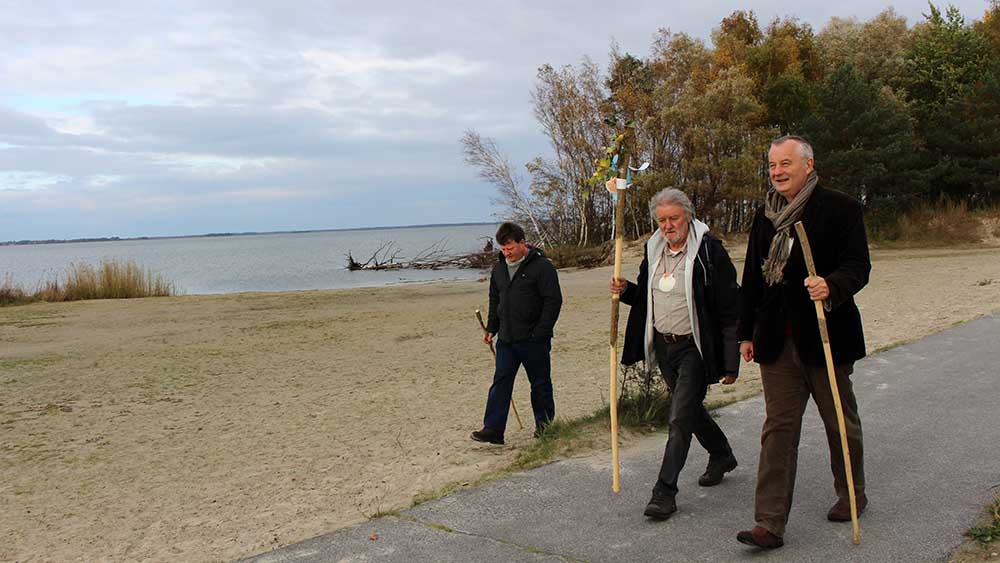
xmin=463 ymin=2 xmax=1000 ymax=245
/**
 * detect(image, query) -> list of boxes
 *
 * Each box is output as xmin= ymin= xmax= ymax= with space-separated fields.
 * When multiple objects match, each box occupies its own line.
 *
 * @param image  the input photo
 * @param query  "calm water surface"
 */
xmin=0 ymin=224 xmax=499 ymax=295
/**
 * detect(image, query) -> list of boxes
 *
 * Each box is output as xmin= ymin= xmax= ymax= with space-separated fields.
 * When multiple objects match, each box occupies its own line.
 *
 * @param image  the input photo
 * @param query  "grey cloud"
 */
xmin=0 ymin=0 xmax=988 ymax=240
xmin=0 ymin=107 xmax=59 ymax=141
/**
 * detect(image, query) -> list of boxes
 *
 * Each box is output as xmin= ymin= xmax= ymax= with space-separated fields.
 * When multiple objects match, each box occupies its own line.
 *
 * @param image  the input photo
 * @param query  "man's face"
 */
xmin=500 ymin=239 xmax=529 ymax=263
xmin=656 ymin=203 xmax=690 ymax=249
xmin=768 ymin=140 xmax=814 ymax=202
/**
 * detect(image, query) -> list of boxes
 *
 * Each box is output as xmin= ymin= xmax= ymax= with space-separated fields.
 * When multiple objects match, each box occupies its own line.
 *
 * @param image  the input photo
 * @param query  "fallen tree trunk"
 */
xmin=346 ymin=240 xmax=498 ymax=271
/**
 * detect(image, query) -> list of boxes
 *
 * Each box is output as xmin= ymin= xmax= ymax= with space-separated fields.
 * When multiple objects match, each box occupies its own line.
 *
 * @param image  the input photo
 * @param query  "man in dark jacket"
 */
xmin=611 ymin=188 xmax=740 ymax=520
xmin=736 ymin=135 xmax=871 ymax=550
xmin=472 ymin=222 xmax=562 ymax=445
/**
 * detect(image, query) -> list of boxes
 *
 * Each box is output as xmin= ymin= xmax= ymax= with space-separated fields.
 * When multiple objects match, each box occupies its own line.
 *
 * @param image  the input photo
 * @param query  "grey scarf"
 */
xmin=761 ymin=171 xmax=818 ymax=285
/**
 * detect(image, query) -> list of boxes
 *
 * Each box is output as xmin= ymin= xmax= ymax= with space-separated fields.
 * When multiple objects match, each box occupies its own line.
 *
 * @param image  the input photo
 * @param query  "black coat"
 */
xmin=738 ymin=185 xmax=871 ymax=367
xmin=486 ymin=247 xmax=562 ymax=343
xmin=619 ymin=231 xmax=741 ymax=384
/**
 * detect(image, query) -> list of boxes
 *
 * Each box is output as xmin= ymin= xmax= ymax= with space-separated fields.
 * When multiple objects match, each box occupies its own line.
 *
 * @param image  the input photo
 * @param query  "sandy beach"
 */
xmin=2 ymin=242 xmax=1000 ymax=562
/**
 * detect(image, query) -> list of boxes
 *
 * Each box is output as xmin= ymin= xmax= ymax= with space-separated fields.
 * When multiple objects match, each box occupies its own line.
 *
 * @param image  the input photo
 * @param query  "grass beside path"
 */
xmin=410 ymin=388 xmax=754 ymax=510
xmin=949 ymin=489 xmax=1000 ymax=562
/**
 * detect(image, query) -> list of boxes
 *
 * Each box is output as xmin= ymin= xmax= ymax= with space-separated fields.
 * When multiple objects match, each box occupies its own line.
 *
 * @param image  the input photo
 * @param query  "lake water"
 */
xmin=0 ymin=224 xmax=500 ymax=295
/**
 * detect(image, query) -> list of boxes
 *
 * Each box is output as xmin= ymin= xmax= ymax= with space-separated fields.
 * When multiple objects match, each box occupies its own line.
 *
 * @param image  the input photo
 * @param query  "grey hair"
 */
xmin=649 ymin=188 xmax=695 ymax=222
xmin=771 ymin=134 xmax=814 ymax=160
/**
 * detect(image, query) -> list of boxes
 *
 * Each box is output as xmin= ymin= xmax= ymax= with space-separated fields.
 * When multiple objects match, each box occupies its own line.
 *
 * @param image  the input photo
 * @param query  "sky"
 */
xmin=0 ymin=1 xmax=991 ymax=240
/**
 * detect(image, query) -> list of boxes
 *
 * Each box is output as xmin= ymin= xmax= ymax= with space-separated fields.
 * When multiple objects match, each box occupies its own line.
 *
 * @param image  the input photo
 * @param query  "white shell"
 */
xmin=658 ymin=274 xmax=676 ymax=292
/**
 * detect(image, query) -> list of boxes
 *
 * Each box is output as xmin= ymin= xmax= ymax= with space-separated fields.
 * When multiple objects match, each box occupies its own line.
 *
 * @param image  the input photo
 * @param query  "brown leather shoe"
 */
xmin=827 ymin=493 xmax=868 ymax=521
xmin=736 ymin=526 xmax=784 ymax=549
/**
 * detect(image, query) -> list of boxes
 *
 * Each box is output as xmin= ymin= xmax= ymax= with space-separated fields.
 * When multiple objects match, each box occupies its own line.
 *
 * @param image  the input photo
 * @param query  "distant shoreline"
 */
xmin=0 ymin=221 xmax=499 ymax=247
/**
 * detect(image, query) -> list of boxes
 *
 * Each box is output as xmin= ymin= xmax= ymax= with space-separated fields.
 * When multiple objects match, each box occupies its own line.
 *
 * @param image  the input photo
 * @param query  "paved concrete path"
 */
xmin=243 ymin=314 xmax=1000 ymax=563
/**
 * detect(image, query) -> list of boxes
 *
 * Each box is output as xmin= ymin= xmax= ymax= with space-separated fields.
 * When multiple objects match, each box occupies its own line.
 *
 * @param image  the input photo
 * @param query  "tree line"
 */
xmin=463 ymin=3 xmax=1000 ymax=245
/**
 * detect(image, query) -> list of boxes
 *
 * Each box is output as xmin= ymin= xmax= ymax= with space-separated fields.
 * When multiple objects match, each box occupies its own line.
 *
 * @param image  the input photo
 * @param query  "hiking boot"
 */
xmin=470 ymin=427 xmax=504 ymax=445
xmin=698 ymin=453 xmax=738 ymax=487
xmin=827 ymin=493 xmax=868 ymax=521
xmin=643 ymin=491 xmax=677 ymax=520
xmin=736 ymin=526 xmax=784 ymax=549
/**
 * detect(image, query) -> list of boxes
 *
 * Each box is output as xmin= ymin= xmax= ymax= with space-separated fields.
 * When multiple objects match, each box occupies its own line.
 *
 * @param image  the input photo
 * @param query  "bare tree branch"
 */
xmin=461 ymin=129 xmax=551 ymax=247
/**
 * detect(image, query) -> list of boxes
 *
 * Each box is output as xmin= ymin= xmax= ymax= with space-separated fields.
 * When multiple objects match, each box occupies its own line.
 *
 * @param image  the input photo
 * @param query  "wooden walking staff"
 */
xmin=475 ymin=309 xmax=524 ymax=430
xmin=793 ymin=221 xmax=861 ymax=545
xmin=593 ymin=125 xmax=645 ymax=492
xmin=606 ymin=164 xmax=629 ymax=493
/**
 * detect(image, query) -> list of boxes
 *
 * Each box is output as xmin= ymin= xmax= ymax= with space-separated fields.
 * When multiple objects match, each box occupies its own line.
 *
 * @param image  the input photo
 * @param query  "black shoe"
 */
xmin=698 ymin=453 xmax=738 ymax=487
xmin=471 ymin=427 xmax=504 ymax=445
xmin=643 ymin=491 xmax=677 ymax=520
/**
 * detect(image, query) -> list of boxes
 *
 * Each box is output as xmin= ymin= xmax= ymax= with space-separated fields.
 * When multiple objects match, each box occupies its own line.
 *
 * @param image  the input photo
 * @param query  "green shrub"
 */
xmin=617 ymin=363 xmax=671 ymax=429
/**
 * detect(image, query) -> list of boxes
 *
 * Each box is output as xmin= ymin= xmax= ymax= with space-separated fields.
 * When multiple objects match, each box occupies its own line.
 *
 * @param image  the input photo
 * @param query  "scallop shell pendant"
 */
xmin=658 ymin=274 xmax=676 ymax=292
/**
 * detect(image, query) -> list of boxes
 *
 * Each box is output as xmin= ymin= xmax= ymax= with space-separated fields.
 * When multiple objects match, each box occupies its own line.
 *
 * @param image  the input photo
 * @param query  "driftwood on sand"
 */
xmin=347 ymin=238 xmax=497 ymax=271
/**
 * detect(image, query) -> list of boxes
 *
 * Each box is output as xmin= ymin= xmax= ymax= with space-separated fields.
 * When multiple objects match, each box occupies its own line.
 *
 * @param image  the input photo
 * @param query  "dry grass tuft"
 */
xmin=1 ymin=258 xmax=175 ymax=306
xmin=1 ymin=274 xmax=33 ymax=306
xmin=875 ymin=202 xmax=1000 ymax=247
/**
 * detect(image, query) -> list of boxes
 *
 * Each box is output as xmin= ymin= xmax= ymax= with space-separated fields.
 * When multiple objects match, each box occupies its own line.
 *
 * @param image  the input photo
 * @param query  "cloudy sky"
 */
xmin=0 ymin=1 xmax=989 ymax=240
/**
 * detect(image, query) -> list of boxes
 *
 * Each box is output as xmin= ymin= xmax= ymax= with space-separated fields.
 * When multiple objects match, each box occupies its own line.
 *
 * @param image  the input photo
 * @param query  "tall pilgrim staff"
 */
xmin=606 ymin=161 xmax=626 ymax=493
xmin=594 ymin=124 xmax=646 ymax=492
xmin=794 ymin=221 xmax=861 ymax=545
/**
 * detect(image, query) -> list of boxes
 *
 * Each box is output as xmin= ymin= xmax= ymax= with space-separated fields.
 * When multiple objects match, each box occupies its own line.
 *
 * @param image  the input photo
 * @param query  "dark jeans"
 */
xmin=754 ymin=336 xmax=865 ymax=537
xmin=653 ymin=332 xmax=733 ymax=498
xmin=483 ymin=337 xmax=555 ymax=433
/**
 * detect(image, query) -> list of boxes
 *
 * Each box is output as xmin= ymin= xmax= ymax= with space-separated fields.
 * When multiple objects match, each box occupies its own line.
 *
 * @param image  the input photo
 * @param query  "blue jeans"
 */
xmin=483 ymin=337 xmax=555 ymax=433
xmin=653 ymin=333 xmax=733 ymax=497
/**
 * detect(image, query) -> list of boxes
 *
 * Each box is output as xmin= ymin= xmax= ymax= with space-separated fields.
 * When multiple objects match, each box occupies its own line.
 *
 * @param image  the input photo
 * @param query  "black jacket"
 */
xmin=738 ymin=185 xmax=871 ymax=367
xmin=486 ymin=247 xmax=562 ymax=343
xmin=619 ymin=230 xmax=741 ymax=384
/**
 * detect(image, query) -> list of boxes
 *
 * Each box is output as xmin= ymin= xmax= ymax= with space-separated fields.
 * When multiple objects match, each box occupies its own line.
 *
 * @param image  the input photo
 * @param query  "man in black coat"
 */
xmin=472 ymin=222 xmax=562 ymax=445
xmin=736 ymin=135 xmax=871 ymax=550
xmin=611 ymin=188 xmax=740 ymax=520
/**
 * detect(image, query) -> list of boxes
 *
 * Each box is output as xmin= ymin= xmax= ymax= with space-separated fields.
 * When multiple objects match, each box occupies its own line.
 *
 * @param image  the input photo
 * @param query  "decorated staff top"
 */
xmin=606 ymin=161 xmax=650 ymax=195
xmin=589 ymin=123 xmax=648 ymax=197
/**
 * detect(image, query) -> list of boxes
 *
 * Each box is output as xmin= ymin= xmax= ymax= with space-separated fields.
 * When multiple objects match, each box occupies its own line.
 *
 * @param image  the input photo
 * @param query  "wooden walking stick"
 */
xmin=475 ymin=309 xmax=523 ymax=430
xmin=608 ymin=175 xmax=625 ymax=493
xmin=794 ymin=221 xmax=860 ymax=545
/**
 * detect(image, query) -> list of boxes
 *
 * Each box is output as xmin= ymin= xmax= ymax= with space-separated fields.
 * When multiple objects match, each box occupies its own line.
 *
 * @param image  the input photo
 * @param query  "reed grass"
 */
xmin=1 ymin=274 xmax=32 ymax=306
xmin=873 ymin=201 xmax=1000 ymax=246
xmin=0 ymin=258 xmax=175 ymax=306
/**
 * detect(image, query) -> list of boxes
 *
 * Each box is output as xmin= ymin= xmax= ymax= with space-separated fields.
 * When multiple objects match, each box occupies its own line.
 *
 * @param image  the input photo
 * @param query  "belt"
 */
xmin=658 ymin=332 xmax=692 ymax=344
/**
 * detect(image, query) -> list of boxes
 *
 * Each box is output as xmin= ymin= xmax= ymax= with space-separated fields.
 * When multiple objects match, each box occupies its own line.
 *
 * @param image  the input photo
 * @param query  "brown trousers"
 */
xmin=755 ymin=337 xmax=865 ymax=537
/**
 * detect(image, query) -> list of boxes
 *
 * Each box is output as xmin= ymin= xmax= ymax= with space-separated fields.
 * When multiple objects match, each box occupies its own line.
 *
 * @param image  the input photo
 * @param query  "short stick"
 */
xmin=475 ymin=309 xmax=523 ymax=430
